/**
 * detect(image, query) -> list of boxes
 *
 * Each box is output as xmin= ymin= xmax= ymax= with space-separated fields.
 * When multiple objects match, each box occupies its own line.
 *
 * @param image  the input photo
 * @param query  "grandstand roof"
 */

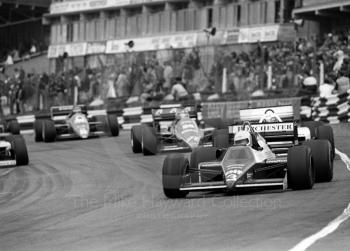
xmin=293 ymin=0 xmax=350 ymax=20
xmin=0 ymin=0 xmax=50 ymax=27
xmin=0 ymin=0 xmax=51 ymax=8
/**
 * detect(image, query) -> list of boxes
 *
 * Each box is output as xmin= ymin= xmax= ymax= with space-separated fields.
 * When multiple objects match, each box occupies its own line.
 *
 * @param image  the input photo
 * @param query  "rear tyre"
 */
xmin=141 ymin=125 xmax=157 ymax=155
xmin=34 ymin=119 xmax=43 ymax=142
xmin=7 ymin=135 xmax=29 ymax=165
xmin=107 ymin=114 xmax=119 ymax=137
xmin=190 ymin=147 xmax=218 ymax=183
xmin=42 ymin=120 xmax=56 ymax=142
xmin=8 ymin=121 xmax=20 ymax=135
xmin=302 ymin=121 xmax=323 ymax=138
xmin=316 ymin=126 xmax=335 ymax=160
xmin=131 ymin=125 xmax=142 ymax=153
xmin=213 ymin=129 xmax=229 ymax=148
xmin=304 ymin=140 xmax=333 ymax=183
xmin=287 ymin=145 xmax=314 ymax=190
xmin=162 ymin=154 xmax=189 ymax=198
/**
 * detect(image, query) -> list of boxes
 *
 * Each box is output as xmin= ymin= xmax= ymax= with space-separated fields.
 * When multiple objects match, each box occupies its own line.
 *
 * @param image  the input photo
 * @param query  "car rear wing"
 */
xmin=49 ymin=105 xmax=87 ymax=120
xmin=239 ymin=106 xmax=294 ymax=123
xmin=229 ymin=122 xmax=298 ymax=155
xmin=152 ymin=106 xmax=198 ymax=121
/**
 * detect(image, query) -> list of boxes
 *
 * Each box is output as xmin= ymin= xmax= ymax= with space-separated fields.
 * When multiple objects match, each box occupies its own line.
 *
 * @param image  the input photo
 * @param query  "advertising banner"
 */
xmin=48 ymin=43 xmax=87 ymax=58
xmin=86 ymin=42 xmax=106 ymax=55
xmin=225 ymin=25 xmax=279 ymax=44
xmin=50 ymin=0 xmax=165 ymax=15
xmin=106 ymin=33 xmax=197 ymax=54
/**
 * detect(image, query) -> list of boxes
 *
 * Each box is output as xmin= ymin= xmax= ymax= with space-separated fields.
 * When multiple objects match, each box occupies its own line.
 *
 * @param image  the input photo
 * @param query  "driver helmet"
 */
xmin=72 ymin=106 xmax=82 ymax=114
xmin=263 ymin=109 xmax=277 ymax=123
xmin=234 ymin=130 xmax=252 ymax=146
xmin=176 ymin=109 xmax=190 ymax=120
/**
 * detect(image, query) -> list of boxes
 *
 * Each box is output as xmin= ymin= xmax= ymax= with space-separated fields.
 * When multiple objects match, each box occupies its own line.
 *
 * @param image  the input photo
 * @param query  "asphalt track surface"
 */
xmin=0 ymin=125 xmax=350 ymax=251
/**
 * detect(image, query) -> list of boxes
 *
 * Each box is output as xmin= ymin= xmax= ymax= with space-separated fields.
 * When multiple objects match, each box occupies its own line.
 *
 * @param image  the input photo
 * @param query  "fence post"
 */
xmin=319 ymin=61 xmax=324 ymax=85
xmin=267 ymin=65 xmax=272 ymax=89
xmin=39 ymin=93 xmax=43 ymax=110
xmin=74 ymin=85 xmax=78 ymax=105
xmin=222 ymin=67 xmax=227 ymax=93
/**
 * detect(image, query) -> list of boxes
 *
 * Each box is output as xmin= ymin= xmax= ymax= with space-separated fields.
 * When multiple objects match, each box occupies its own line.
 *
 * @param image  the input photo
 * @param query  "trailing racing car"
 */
xmin=34 ymin=105 xmax=119 ymax=142
xmin=162 ymin=107 xmax=334 ymax=198
xmin=130 ymin=105 xmax=226 ymax=155
xmin=0 ymin=135 xmax=29 ymax=167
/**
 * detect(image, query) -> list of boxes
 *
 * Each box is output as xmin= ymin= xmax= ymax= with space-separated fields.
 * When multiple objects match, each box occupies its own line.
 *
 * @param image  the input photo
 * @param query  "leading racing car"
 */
xmin=162 ymin=106 xmax=334 ymax=198
xmin=34 ymin=105 xmax=119 ymax=142
xmin=130 ymin=105 xmax=226 ymax=155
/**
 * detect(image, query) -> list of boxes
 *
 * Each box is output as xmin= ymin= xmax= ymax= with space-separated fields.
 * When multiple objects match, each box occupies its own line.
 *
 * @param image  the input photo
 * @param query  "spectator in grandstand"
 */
xmin=129 ymin=63 xmax=145 ymax=97
xmin=163 ymin=60 xmax=174 ymax=92
xmin=115 ymin=68 xmax=130 ymax=98
xmin=319 ymin=75 xmax=336 ymax=98
xmin=15 ymin=82 xmax=25 ymax=114
xmin=170 ymin=77 xmax=189 ymax=101
xmin=91 ymin=72 xmax=101 ymax=99
xmin=154 ymin=60 xmax=164 ymax=84
xmin=5 ymin=53 xmax=14 ymax=65
xmin=8 ymin=79 xmax=17 ymax=114
xmin=140 ymin=80 xmax=154 ymax=104
xmin=106 ymin=73 xmax=117 ymax=99
xmin=37 ymin=72 xmax=48 ymax=110
xmin=30 ymin=40 xmax=37 ymax=55
xmin=333 ymin=50 xmax=345 ymax=74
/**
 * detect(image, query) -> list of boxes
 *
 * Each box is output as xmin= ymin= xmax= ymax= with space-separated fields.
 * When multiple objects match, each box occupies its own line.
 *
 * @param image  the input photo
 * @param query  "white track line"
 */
xmin=290 ymin=203 xmax=350 ymax=251
xmin=290 ymin=148 xmax=350 ymax=251
xmin=335 ymin=148 xmax=350 ymax=171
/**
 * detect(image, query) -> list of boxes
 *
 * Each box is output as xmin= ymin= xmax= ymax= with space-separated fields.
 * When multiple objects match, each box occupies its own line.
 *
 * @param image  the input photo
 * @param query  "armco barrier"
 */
xmin=9 ymin=97 xmax=308 ymax=134
xmin=10 ymin=104 xmax=186 ymax=133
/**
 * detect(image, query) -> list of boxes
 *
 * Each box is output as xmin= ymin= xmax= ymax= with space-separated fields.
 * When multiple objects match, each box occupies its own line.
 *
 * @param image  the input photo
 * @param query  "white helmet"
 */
xmin=234 ymin=130 xmax=252 ymax=146
xmin=176 ymin=109 xmax=189 ymax=120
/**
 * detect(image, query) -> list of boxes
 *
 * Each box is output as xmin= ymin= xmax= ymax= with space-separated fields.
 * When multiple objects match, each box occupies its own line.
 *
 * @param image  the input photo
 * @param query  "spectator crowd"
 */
xmin=1 ymin=29 xmax=350 ymax=116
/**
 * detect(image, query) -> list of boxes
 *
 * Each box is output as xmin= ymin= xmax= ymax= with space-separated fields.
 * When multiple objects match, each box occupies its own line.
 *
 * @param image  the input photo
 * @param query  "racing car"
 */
xmin=34 ymin=105 xmax=119 ymax=142
xmin=130 ymin=105 xmax=226 ymax=155
xmin=0 ymin=135 xmax=29 ymax=167
xmin=162 ymin=106 xmax=334 ymax=198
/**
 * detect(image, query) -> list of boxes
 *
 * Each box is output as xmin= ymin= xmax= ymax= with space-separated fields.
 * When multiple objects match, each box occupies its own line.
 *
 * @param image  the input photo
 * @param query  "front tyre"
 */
xmin=162 ymin=154 xmax=189 ymax=198
xmin=107 ymin=114 xmax=119 ymax=136
xmin=34 ymin=119 xmax=43 ymax=142
xmin=7 ymin=135 xmax=29 ymax=165
xmin=141 ymin=125 xmax=157 ymax=155
xmin=131 ymin=125 xmax=142 ymax=153
xmin=43 ymin=120 xmax=56 ymax=142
